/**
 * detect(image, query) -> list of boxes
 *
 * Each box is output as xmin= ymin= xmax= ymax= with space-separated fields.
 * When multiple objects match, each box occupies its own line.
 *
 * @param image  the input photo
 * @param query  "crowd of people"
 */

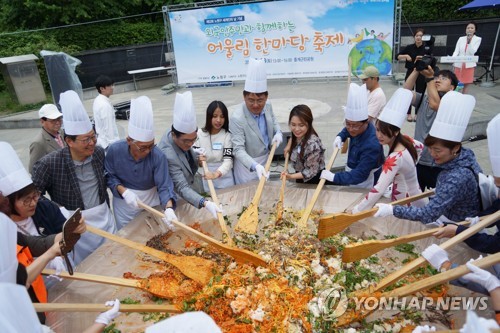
xmin=0 ymin=23 xmax=497 ymax=331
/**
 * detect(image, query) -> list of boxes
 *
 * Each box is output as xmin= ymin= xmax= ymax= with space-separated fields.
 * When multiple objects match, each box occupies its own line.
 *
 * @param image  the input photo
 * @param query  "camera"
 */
xmin=415 ymin=34 xmax=436 ymax=71
xmin=415 ymin=55 xmax=437 ymax=71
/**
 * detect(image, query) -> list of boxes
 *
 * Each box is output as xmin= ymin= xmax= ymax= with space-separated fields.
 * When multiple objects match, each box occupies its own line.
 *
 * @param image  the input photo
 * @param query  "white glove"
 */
xmin=272 ymin=132 xmax=283 ymax=147
xmin=95 ymin=299 xmax=121 ymax=325
xmin=122 ymin=189 xmax=138 ymax=209
xmin=204 ymin=201 xmax=223 ymax=219
xmin=460 ymin=309 xmax=499 ymax=333
xmin=45 ymin=257 xmax=67 ymax=281
xmin=465 ymin=216 xmax=480 ymax=227
xmin=412 ymin=325 xmax=436 ymax=333
xmin=421 ymin=244 xmax=449 ymax=270
xmin=162 ymin=208 xmax=177 ymax=231
xmin=333 ymin=136 xmax=343 ymax=149
xmin=463 ymin=260 xmax=500 ymax=292
xmin=255 ymin=164 xmax=269 ymax=181
xmin=320 ymin=170 xmax=335 ymax=182
xmin=374 ymin=203 xmax=393 ymax=218
xmin=193 ymin=147 xmax=206 ymax=156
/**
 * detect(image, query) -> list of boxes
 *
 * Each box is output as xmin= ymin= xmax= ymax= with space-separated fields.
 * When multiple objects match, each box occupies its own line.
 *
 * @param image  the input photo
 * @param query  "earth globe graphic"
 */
xmin=349 ymin=38 xmax=392 ymax=77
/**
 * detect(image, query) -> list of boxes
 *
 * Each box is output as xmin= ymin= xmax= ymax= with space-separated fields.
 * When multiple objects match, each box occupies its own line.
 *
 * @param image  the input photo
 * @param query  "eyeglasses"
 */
xmin=133 ymin=141 xmax=155 ymax=152
xmin=21 ymin=191 xmax=41 ymax=207
xmin=345 ymin=121 xmax=366 ymax=131
xmin=75 ymin=134 xmax=98 ymax=144
xmin=179 ymin=136 xmax=198 ymax=145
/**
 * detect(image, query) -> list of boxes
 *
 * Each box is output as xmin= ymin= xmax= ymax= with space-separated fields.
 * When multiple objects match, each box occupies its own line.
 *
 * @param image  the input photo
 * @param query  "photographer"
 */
xmin=453 ymin=21 xmax=482 ymax=94
xmin=397 ymin=28 xmax=434 ymax=122
xmin=404 ymin=65 xmax=458 ymax=191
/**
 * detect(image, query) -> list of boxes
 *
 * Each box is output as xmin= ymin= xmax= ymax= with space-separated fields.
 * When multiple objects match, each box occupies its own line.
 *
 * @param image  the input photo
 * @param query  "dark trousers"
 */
xmin=296 ymin=170 xmax=334 ymax=185
xmin=417 ymin=163 xmax=442 ymax=191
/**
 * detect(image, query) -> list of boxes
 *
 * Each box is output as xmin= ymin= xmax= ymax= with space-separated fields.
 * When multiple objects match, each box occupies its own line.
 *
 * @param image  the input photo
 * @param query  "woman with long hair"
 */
xmin=282 ymin=104 xmax=326 ymax=184
xmin=195 ymin=100 xmax=235 ymax=190
xmin=397 ymin=28 xmax=433 ymax=122
xmin=352 ymin=88 xmax=426 ymax=213
xmin=375 ymin=91 xmax=481 ymax=224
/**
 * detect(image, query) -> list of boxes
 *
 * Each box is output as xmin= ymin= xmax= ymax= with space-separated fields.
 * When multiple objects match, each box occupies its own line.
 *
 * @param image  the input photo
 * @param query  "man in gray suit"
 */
xmin=29 ymin=104 xmax=64 ymax=173
xmin=158 ymin=91 xmax=221 ymax=219
xmin=230 ymin=58 xmax=282 ymax=184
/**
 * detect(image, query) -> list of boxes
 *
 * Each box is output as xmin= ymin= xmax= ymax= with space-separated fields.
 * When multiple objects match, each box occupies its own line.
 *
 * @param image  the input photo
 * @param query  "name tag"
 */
xmin=212 ymin=142 xmax=223 ymax=150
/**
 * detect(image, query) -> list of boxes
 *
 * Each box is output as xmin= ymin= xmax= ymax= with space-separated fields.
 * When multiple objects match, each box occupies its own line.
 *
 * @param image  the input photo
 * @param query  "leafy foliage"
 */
xmin=402 ymin=0 xmax=500 ymax=23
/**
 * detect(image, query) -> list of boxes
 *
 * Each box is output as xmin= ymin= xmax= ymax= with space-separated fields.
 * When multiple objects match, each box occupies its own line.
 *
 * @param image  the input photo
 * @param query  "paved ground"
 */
xmin=0 ymin=78 xmax=497 ymax=176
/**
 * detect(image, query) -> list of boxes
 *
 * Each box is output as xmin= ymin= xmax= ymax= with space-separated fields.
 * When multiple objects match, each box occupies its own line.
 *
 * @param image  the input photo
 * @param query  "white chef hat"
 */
xmin=0 ymin=142 xmax=32 ymax=196
xmin=429 ymin=91 xmax=475 ymax=142
xmin=129 ymin=96 xmax=155 ymax=142
xmin=378 ymin=88 xmax=413 ymax=128
xmin=244 ymin=58 xmax=267 ymax=93
xmin=487 ymin=113 xmax=500 ymax=177
xmin=173 ymin=91 xmax=197 ymax=134
xmin=60 ymin=90 xmax=92 ymax=135
xmin=145 ymin=311 xmax=222 ymax=333
xmin=344 ymin=83 xmax=368 ymax=121
xmin=0 ymin=283 xmax=44 ymax=333
xmin=0 ymin=213 xmax=17 ymax=284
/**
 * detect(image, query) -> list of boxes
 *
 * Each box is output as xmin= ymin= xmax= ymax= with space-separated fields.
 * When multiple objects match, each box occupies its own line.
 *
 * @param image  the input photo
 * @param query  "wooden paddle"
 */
xmin=235 ymin=142 xmax=277 ymax=234
xmin=34 ymin=303 xmax=181 ymax=313
xmin=298 ymin=147 xmax=340 ymax=228
xmin=138 ymin=202 xmax=268 ymax=267
xmin=42 ymin=269 xmax=188 ymax=299
xmin=317 ymin=190 xmax=434 ymax=239
xmin=86 ymin=225 xmax=214 ymax=285
xmin=201 ymin=160 xmax=233 ymax=246
xmin=342 ymin=220 xmax=471 ymax=263
xmin=276 ymin=152 xmax=290 ymax=222
xmin=384 ymin=252 xmax=500 ymax=298
xmin=360 ymin=210 xmax=500 ymax=294
xmin=334 ymin=251 xmax=500 ymax=327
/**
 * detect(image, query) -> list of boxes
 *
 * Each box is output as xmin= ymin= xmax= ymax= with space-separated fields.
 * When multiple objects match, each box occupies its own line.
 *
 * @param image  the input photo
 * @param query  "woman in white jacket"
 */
xmin=452 ymin=21 xmax=482 ymax=94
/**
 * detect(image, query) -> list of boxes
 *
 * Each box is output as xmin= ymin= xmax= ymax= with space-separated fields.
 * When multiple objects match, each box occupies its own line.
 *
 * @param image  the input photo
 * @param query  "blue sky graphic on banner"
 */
xmin=169 ymin=0 xmax=394 ymax=84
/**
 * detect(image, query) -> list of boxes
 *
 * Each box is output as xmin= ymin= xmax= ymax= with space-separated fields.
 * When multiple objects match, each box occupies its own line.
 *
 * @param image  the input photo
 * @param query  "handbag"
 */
xmin=59 ymin=208 xmax=82 ymax=275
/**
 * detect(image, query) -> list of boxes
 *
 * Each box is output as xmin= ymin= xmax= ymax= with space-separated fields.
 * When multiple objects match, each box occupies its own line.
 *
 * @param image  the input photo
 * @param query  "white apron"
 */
xmin=113 ymin=187 xmax=160 ymax=230
xmin=71 ymin=202 xmax=116 ymax=265
xmin=345 ymin=166 xmax=379 ymax=189
xmin=234 ymin=153 xmax=268 ymax=185
xmin=202 ymin=161 xmax=235 ymax=192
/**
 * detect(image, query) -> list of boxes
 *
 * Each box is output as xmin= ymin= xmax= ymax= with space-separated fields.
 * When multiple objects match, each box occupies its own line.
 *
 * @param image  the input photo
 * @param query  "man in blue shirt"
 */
xmin=105 ymin=96 xmax=176 ymax=230
xmin=320 ymin=83 xmax=384 ymax=188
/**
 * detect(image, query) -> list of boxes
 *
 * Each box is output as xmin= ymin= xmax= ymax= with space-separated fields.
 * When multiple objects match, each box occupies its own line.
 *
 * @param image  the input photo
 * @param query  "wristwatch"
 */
xmin=425 ymin=76 xmax=434 ymax=83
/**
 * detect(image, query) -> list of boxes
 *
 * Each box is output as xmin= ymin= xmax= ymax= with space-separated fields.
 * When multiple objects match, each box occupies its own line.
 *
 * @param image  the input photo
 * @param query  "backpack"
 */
xmin=467 ymin=167 xmax=499 ymax=211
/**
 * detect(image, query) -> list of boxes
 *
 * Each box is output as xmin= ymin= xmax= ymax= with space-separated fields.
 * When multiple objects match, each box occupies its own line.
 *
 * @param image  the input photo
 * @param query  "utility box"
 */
xmin=0 ymin=54 xmax=46 ymax=105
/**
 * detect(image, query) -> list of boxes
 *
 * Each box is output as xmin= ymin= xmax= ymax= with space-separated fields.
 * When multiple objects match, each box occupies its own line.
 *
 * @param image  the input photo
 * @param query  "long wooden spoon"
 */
xmin=86 ymin=225 xmax=214 ymax=285
xmin=34 ymin=303 xmax=181 ymax=313
xmin=317 ymin=190 xmax=434 ymax=239
xmin=138 ymin=202 xmax=268 ymax=267
xmin=334 ymin=252 xmax=500 ymax=327
xmin=201 ymin=160 xmax=233 ymax=246
xmin=342 ymin=220 xmax=471 ymax=263
xmin=298 ymin=147 xmax=340 ymax=228
xmin=235 ymin=142 xmax=277 ymax=234
xmin=42 ymin=269 xmax=193 ymax=299
xmin=276 ymin=152 xmax=290 ymax=222
xmin=361 ymin=210 xmax=500 ymax=295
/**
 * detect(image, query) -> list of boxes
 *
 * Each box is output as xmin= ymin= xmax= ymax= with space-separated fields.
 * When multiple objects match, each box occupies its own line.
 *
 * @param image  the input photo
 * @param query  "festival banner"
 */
xmin=168 ymin=0 xmax=394 ymax=84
